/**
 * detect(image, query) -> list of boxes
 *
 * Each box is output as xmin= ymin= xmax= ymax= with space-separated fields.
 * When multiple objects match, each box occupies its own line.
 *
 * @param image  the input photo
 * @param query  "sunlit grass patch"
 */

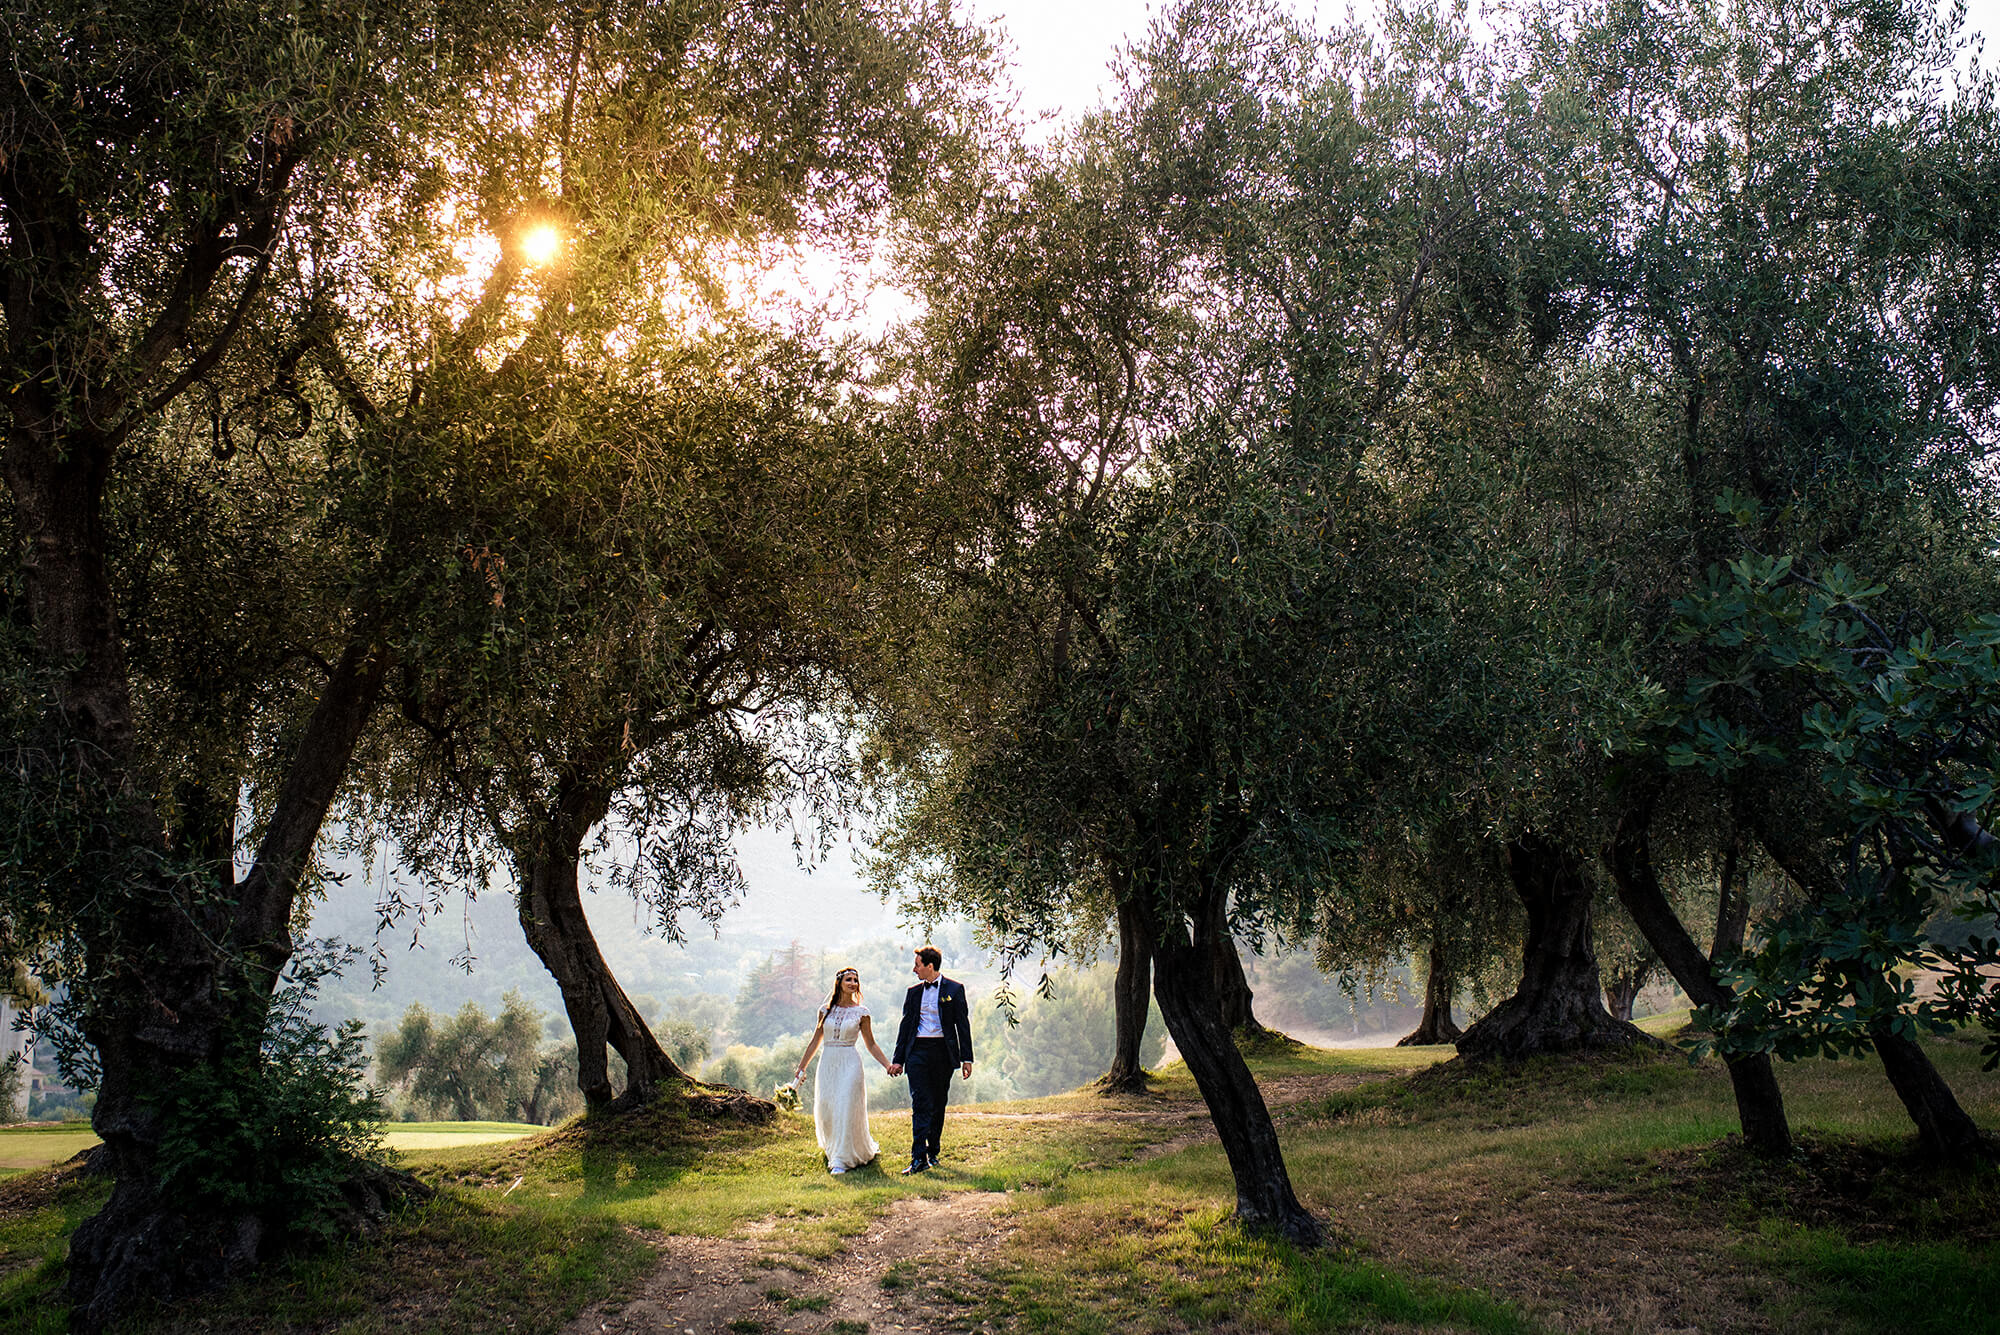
xmin=0 ymin=1120 xmax=550 ymax=1178
xmin=381 ymin=1121 xmax=544 ymax=1151
xmin=977 ymin=1179 xmax=1529 ymax=1335
xmin=1286 ymin=1045 xmax=1707 ymax=1136
xmin=0 ymin=1128 xmax=101 ymax=1174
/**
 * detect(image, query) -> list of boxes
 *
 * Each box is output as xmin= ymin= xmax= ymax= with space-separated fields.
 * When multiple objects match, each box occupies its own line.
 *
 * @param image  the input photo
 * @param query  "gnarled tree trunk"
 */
xmin=1100 ymin=895 xmax=1153 ymax=1092
xmin=1606 ymin=801 xmax=1791 ymax=1155
xmin=60 ymin=637 xmax=390 ymax=1329
xmin=1456 ymin=834 xmax=1652 ymax=1061
xmin=1144 ymin=891 xmax=1320 ymax=1246
xmin=0 ymin=72 xmax=325 ymax=1330
xmin=513 ymin=777 xmax=687 ymax=1111
xmin=1397 ymin=935 xmax=1462 ymax=1046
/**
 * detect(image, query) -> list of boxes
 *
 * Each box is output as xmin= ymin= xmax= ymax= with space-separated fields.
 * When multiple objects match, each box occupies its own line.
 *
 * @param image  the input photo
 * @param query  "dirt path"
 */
xmin=564 ymin=1191 xmax=1014 ymax=1335
xmin=563 ymin=1068 xmax=1373 ymax=1335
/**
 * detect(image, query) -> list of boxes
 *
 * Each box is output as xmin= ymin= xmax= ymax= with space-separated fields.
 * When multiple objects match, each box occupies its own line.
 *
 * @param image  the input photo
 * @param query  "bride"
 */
xmin=793 ymin=967 xmax=891 ymax=1173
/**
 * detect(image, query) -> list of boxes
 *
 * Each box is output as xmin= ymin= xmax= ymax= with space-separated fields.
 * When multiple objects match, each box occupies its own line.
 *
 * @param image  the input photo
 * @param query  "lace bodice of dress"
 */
xmin=821 ymin=1004 xmax=868 ymax=1047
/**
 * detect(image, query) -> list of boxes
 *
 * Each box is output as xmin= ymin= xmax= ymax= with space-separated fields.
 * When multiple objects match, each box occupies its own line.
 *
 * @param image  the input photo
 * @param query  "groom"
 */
xmin=887 ymin=945 xmax=973 ymax=1174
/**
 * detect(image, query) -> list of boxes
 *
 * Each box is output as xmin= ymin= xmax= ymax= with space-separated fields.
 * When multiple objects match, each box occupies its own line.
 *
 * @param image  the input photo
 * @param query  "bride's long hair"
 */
xmin=821 ymin=968 xmax=861 ymax=1017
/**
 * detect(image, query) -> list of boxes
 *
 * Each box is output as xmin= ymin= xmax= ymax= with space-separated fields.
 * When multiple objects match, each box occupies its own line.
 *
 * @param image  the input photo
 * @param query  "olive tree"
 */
xmin=0 ymin=3 xmax=554 ymax=1320
xmin=869 ymin=0 xmax=1560 ymax=1244
xmin=1505 ymin=0 xmax=2000 ymax=1156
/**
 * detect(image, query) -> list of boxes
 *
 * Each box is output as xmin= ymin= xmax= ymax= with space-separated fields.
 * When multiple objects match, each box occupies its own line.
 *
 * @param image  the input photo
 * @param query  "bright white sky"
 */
xmin=973 ymin=0 xmax=1276 ymax=125
xmin=977 ymin=0 xmax=2000 ymax=127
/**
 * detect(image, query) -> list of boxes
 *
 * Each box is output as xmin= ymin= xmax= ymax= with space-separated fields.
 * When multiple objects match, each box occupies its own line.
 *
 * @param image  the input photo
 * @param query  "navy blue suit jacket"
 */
xmin=893 ymin=976 xmax=973 ymax=1067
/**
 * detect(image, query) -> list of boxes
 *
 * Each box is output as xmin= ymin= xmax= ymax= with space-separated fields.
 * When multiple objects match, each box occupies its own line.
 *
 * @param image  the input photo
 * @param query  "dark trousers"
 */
xmin=905 ymin=1038 xmax=954 ymax=1165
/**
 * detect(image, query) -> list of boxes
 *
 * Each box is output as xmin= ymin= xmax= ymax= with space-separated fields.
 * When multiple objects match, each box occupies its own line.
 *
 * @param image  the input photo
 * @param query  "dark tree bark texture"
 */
xmin=1397 ymin=936 xmax=1462 ymax=1046
xmin=514 ymin=779 xmax=689 ymax=1110
xmin=1199 ymin=893 xmax=1268 ymax=1037
xmin=1455 ymin=835 xmax=1653 ymax=1061
xmin=0 ymin=85 xmax=354 ymax=1328
xmin=1100 ymin=895 xmax=1154 ymax=1092
xmin=60 ymin=638 xmax=389 ymax=1328
xmin=1144 ymin=896 xmax=1321 ymax=1247
xmin=1606 ymin=802 xmax=1791 ymax=1155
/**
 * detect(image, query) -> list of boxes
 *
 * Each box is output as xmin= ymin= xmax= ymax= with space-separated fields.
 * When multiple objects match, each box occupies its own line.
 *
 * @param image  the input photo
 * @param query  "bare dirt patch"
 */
xmin=818 ymin=1191 xmax=1012 ymax=1334
xmin=565 ymin=1192 xmax=1013 ymax=1335
xmin=1350 ymin=1161 xmax=1788 ymax=1334
xmin=565 ymin=1234 xmax=772 ymax=1335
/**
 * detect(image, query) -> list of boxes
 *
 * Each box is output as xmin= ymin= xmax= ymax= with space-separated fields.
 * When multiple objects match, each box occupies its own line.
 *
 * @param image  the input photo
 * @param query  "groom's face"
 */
xmin=912 ymin=955 xmax=939 ymax=983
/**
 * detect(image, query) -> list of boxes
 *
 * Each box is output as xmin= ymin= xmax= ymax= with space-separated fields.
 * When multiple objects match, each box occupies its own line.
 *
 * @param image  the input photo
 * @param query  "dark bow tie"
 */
xmin=924 ymin=981 xmax=939 ymax=989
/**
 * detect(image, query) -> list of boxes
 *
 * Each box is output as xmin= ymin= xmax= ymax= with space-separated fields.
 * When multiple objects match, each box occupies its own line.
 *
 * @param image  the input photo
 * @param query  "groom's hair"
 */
xmin=915 ymin=945 xmax=942 ymax=969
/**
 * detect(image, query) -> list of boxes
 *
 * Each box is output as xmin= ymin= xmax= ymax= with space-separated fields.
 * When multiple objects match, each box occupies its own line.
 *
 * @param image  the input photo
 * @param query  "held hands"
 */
xmin=886 ymin=1063 xmax=903 ymax=1077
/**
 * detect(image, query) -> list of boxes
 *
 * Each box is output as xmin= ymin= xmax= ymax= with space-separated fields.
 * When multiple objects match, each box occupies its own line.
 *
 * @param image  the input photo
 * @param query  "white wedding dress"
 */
xmin=813 ymin=1003 xmax=879 ymax=1171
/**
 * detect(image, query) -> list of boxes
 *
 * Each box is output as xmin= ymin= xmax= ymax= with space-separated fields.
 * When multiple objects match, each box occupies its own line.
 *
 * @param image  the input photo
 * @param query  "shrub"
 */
xmin=148 ymin=943 xmax=391 ymax=1243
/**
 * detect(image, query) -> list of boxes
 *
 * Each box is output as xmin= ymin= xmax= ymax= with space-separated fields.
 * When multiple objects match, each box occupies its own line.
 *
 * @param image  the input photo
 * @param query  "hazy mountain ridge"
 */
xmin=305 ymin=825 xmax=927 ymax=1040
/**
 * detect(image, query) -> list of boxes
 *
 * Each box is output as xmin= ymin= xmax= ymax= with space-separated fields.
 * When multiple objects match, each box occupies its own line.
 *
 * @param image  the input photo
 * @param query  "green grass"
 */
xmin=0 ymin=1127 xmax=100 ymax=1174
xmin=6 ymin=1037 xmax=2000 ymax=1332
xmin=979 ymin=1190 xmax=1532 ymax=1335
xmin=0 ymin=1168 xmax=111 ymax=1335
xmin=378 ymin=1120 xmax=546 ymax=1151
xmin=0 ymin=1120 xmax=546 ymax=1177
xmin=1749 ymin=1223 xmax=2000 ymax=1335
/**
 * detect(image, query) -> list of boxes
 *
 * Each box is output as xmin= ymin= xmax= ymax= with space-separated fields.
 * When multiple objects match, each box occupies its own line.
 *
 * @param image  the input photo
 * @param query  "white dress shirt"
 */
xmin=917 ymin=980 xmax=944 ymax=1038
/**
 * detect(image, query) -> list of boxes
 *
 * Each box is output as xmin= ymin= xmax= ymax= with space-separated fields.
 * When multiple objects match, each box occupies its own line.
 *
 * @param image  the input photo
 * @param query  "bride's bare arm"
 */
xmin=858 ymin=1015 xmax=891 ymax=1070
xmin=795 ymin=1012 xmax=828 ymax=1080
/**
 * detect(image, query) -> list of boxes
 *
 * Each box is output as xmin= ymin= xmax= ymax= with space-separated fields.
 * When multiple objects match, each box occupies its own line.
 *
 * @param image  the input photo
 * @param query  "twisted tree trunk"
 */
xmin=59 ymin=636 xmax=389 ymax=1328
xmin=1100 ymin=895 xmax=1153 ymax=1092
xmin=1144 ymin=891 xmax=1320 ymax=1246
xmin=513 ymin=776 xmax=687 ymax=1110
xmin=0 ymin=84 xmax=330 ymax=1330
xmin=1456 ymin=835 xmax=1652 ymax=1061
xmin=1397 ymin=936 xmax=1462 ymax=1046
xmin=1606 ymin=802 xmax=1791 ymax=1155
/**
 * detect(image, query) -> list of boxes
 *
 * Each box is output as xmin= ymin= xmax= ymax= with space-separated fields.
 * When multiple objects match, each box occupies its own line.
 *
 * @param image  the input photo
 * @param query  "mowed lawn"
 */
xmin=0 ymin=1121 xmax=543 ymax=1176
xmin=0 ymin=1129 xmax=100 ymax=1175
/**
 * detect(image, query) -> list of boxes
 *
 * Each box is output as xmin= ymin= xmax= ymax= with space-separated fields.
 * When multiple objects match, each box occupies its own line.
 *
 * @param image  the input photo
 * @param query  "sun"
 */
xmin=521 ymin=223 xmax=563 ymax=267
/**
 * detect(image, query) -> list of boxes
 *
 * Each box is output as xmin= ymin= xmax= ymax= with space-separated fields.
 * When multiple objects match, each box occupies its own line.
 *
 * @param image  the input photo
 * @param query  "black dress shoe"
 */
xmin=901 ymin=1162 xmax=927 ymax=1175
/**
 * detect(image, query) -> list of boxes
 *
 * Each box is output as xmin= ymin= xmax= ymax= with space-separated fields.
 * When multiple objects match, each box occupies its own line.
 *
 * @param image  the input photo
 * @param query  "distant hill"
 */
xmin=305 ymin=823 xmax=922 ymax=1040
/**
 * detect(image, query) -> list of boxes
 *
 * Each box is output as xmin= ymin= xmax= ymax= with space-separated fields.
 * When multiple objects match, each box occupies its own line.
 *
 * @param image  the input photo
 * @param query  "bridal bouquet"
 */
xmin=773 ymin=1080 xmax=801 ymax=1112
